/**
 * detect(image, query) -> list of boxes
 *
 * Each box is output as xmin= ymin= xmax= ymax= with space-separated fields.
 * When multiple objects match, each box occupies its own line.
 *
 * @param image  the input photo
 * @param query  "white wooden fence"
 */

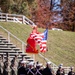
xmin=0 ymin=13 xmax=35 ymax=25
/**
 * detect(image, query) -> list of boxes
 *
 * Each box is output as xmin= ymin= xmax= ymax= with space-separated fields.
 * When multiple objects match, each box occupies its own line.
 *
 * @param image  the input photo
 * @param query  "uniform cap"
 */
xmin=59 ymin=63 xmax=63 ymax=68
xmin=29 ymin=62 xmax=34 ymax=66
xmin=47 ymin=62 xmax=51 ymax=65
xmin=21 ymin=60 xmax=27 ymax=64
xmin=60 ymin=64 xmax=63 ymax=66
xmin=59 ymin=64 xmax=63 ymax=66
xmin=37 ymin=63 xmax=42 ymax=66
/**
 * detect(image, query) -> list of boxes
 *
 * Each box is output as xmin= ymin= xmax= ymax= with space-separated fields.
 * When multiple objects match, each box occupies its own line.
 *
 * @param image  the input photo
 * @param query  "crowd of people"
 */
xmin=0 ymin=54 xmax=75 ymax=75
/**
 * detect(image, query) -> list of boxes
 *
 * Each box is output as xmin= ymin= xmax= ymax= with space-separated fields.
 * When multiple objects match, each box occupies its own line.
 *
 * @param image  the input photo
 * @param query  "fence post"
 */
xmin=6 ymin=14 xmax=8 ymax=22
xmin=8 ymin=32 xmax=10 ymax=43
xmin=22 ymin=42 xmax=25 ymax=53
xmin=22 ymin=16 xmax=24 ymax=24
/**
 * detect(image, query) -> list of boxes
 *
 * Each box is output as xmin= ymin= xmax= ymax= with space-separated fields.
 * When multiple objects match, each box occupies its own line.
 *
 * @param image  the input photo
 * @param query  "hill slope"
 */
xmin=0 ymin=22 xmax=75 ymax=67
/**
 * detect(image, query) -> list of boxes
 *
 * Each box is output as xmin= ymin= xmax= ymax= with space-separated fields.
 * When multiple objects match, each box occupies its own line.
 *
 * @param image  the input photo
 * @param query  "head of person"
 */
xmin=28 ymin=62 xmax=34 ymax=68
xmin=36 ymin=63 xmax=43 ymax=69
xmin=36 ymin=61 xmax=39 ymax=65
xmin=46 ymin=62 xmax=52 ymax=68
xmin=58 ymin=66 xmax=62 ymax=71
xmin=70 ymin=67 xmax=74 ymax=71
xmin=21 ymin=60 xmax=27 ymax=67
xmin=58 ymin=64 xmax=63 ymax=71
xmin=59 ymin=64 xmax=63 ymax=67
xmin=32 ymin=25 xmax=37 ymax=29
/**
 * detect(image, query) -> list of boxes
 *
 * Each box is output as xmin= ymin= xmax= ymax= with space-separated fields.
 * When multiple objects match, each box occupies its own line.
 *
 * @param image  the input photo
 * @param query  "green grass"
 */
xmin=0 ymin=22 xmax=75 ymax=68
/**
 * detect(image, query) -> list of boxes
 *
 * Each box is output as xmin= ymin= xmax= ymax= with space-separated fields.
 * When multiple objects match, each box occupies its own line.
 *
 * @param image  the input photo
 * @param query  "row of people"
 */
xmin=18 ymin=61 xmax=75 ymax=75
xmin=0 ymin=54 xmax=52 ymax=75
xmin=0 ymin=54 xmax=75 ymax=75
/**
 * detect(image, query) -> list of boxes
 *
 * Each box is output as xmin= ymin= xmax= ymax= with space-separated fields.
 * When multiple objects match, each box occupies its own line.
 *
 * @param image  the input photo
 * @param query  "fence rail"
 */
xmin=0 ymin=13 xmax=35 ymax=25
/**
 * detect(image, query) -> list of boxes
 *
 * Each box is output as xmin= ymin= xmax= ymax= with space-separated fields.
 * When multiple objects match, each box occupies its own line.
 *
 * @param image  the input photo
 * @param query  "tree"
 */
xmin=32 ymin=0 xmax=51 ymax=28
xmin=60 ymin=0 xmax=75 ymax=31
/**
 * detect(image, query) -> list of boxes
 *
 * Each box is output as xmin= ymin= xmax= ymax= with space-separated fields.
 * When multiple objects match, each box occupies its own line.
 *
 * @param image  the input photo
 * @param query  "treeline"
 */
xmin=0 ymin=0 xmax=36 ymax=18
xmin=34 ymin=0 xmax=75 ymax=31
xmin=0 ymin=0 xmax=75 ymax=31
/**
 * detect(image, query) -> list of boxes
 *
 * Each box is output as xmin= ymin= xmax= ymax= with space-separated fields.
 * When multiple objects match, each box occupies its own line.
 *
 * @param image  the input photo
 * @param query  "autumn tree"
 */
xmin=60 ymin=0 xmax=75 ymax=31
xmin=32 ymin=0 xmax=51 ymax=28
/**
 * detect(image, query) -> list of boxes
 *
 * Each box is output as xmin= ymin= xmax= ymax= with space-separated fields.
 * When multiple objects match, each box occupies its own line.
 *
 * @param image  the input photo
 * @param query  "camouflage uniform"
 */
xmin=3 ymin=56 xmax=11 ymax=75
xmin=11 ymin=64 xmax=17 ymax=75
xmin=0 ymin=55 xmax=4 ymax=75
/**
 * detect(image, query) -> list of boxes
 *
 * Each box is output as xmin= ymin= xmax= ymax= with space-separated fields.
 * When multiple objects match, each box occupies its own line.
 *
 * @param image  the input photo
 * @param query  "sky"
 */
xmin=52 ymin=0 xmax=61 ymax=11
xmin=51 ymin=0 xmax=63 ymax=23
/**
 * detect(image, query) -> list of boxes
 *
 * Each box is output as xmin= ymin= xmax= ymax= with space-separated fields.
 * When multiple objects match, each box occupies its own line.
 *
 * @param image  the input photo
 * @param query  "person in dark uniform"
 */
xmin=18 ymin=55 xmax=26 ymax=68
xmin=56 ymin=64 xmax=65 ymax=75
xmin=68 ymin=67 xmax=75 ymax=75
xmin=43 ymin=62 xmax=53 ymax=75
xmin=17 ymin=60 xmax=27 ymax=75
xmin=27 ymin=62 xmax=35 ymax=75
xmin=56 ymin=67 xmax=65 ymax=75
xmin=35 ymin=63 xmax=44 ymax=75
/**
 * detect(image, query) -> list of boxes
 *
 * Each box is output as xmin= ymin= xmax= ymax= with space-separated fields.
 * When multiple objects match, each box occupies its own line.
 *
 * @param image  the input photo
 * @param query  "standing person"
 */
xmin=27 ymin=62 xmax=35 ymax=75
xmin=68 ymin=67 xmax=75 ymax=75
xmin=35 ymin=63 xmax=44 ymax=75
xmin=11 ymin=55 xmax=19 ymax=68
xmin=3 ymin=56 xmax=11 ymax=75
xmin=56 ymin=64 xmax=65 ymax=75
xmin=18 ymin=55 xmax=26 ymax=68
xmin=11 ymin=63 xmax=17 ymax=75
xmin=43 ymin=62 xmax=54 ymax=75
xmin=0 ymin=55 xmax=4 ymax=75
xmin=17 ymin=60 xmax=27 ymax=75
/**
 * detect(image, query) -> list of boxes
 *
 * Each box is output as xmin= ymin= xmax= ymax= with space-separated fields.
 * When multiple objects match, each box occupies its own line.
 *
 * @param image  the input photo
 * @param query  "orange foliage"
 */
xmin=34 ymin=0 xmax=51 ymax=28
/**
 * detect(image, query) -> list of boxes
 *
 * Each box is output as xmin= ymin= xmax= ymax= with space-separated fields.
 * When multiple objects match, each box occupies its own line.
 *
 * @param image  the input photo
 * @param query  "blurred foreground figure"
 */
xmin=56 ymin=64 xmax=65 ymax=75
xmin=0 ymin=55 xmax=4 ymax=75
xmin=68 ymin=67 xmax=75 ymax=75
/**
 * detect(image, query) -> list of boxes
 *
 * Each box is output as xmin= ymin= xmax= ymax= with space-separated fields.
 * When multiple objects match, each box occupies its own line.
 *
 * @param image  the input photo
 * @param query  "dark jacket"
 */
xmin=68 ymin=71 xmax=75 ymax=75
xmin=18 ymin=66 xmax=27 ymax=75
xmin=27 ymin=68 xmax=36 ymax=75
xmin=43 ymin=67 xmax=53 ymax=75
xmin=56 ymin=69 xmax=65 ymax=75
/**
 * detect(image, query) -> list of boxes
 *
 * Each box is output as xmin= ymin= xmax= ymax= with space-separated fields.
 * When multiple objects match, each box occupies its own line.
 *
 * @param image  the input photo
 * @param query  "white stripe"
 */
xmin=41 ymin=40 xmax=47 ymax=42
xmin=34 ymin=37 xmax=42 ymax=39
xmin=40 ymin=48 xmax=46 ymax=52
xmin=41 ymin=44 xmax=46 ymax=47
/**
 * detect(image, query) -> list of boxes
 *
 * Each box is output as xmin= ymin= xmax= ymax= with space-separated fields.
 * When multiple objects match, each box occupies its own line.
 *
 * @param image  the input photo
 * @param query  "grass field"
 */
xmin=0 ymin=22 xmax=75 ymax=68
